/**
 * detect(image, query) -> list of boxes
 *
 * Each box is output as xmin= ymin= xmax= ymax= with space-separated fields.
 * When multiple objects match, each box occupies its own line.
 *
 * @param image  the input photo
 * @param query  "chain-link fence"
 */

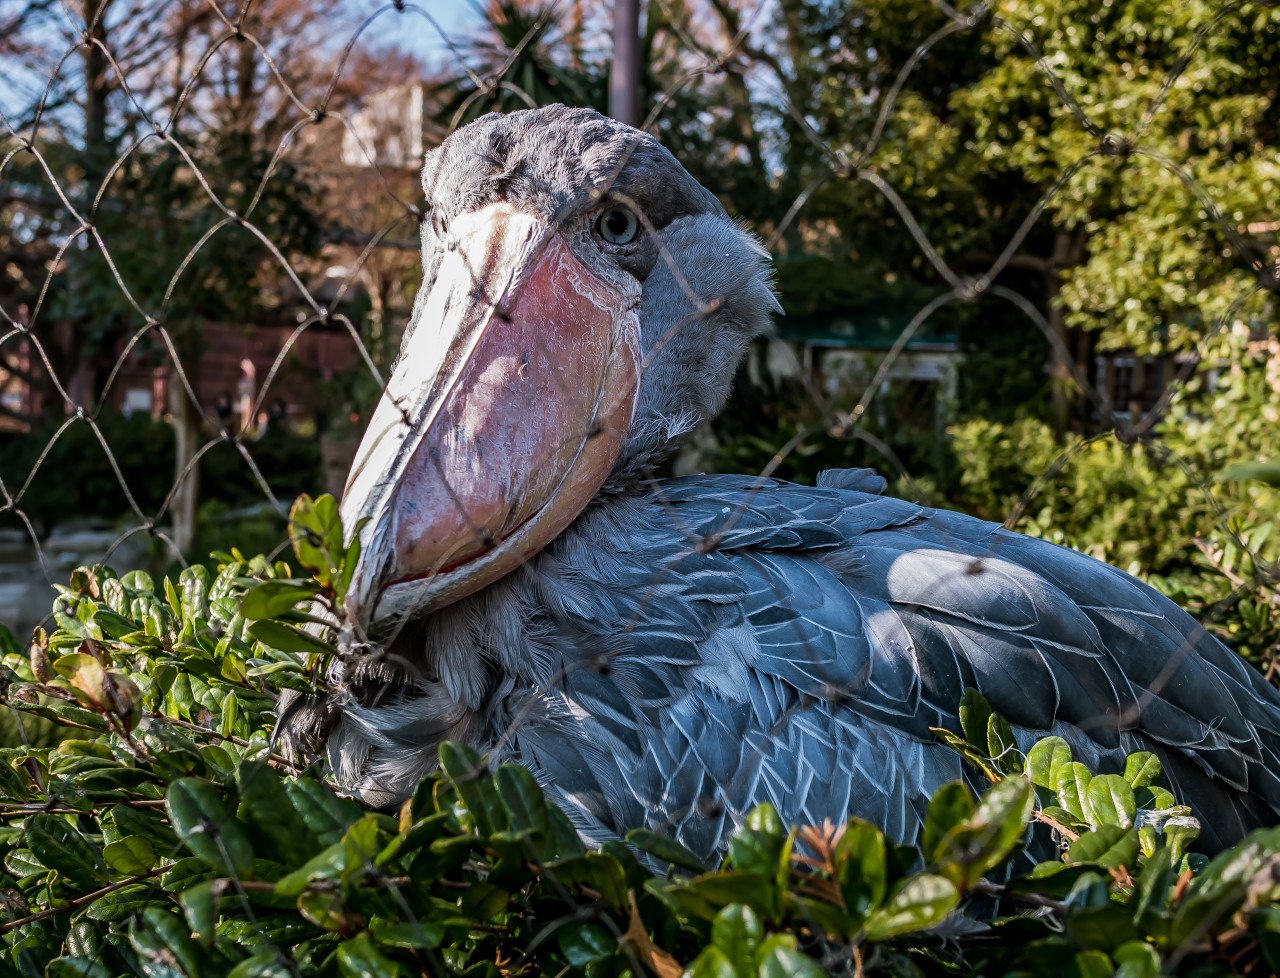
xmin=1 ymin=0 xmax=1279 ymax=970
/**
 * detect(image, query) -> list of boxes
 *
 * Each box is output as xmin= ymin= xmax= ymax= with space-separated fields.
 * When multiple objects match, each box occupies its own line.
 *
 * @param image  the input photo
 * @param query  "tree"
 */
xmin=0 ymin=0 xmax=427 ymax=549
xmin=756 ymin=0 xmax=1280 ymax=428
xmin=431 ymin=0 xmax=607 ymax=130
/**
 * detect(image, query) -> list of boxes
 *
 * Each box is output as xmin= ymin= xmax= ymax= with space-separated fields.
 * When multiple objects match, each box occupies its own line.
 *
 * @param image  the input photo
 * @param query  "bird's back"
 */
xmin=321 ymin=471 xmax=1280 ymax=862
xmin=504 ymin=472 xmax=1280 ymax=858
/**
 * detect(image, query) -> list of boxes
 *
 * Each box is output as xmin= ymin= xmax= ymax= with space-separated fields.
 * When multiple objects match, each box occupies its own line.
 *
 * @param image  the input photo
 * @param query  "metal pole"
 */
xmin=609 ymin=0 xmax=640 ymax=126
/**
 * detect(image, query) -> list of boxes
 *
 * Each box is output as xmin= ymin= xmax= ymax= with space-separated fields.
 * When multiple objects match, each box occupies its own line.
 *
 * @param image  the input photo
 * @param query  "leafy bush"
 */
xmin=0 ymin=496 xmax=1278 ymax=975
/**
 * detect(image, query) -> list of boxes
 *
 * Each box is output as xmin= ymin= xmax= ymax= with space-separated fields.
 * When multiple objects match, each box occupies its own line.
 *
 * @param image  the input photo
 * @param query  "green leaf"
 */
xmin=687 ymin=945 xmax=739 ymax=978
xmin=103 ymin=836 xmax=156 ymax=876
xmin=1163 ymin=816 xmax=1200 ymax=864
xmin=24 ymin=814 xmax=106 ymax=888
xmin=227 ymin=950 xmax=295 ymax=978
xmin=1113 ymin=940 xmax=1161 ymax=978
xmin=283 ymin=777 xmax=362 ymax=848
xmin=179 ymin=879 xmax=221 ymax=945
xmin=337 ymin=517 xmax=370 ymax=601
xmin=758 ymin=944 xmax=825 ymax=978
xmin=711 ymin=904 xmax=762 ymax=975
xmin=1068 ymin=825 xmax=1139 ymax=868
xmin=438 ymin=741 xmax=507 ymax=837
xmin=240 ymin=580 xmax=322 ymax=621
xmin=247 ymin=620 xmax=334 ymax=656
xmin=558 ymin=921 xmax=616 ymax=967
xmin=5 ymin=847 xmax=47 ymax=879
xmin=922 ymin=781 xmax=974 ymax=861
xmin=1136 ymin=785 xmax=1176 ymax=811
xmin=237 ymin=760 xmax=316 ymax=866
xmin=862 ymin=873 xmax=959 ymax=940
xmin=1086 ymin=775 xmax=1136 ymax=829
xmin=132 ymin=907 xmax=205 ymax=978
xmin=930 ymin=726 xmax=999 ymax=781
xmin=162 ymin=856 xmax=215 ymax=893
xmin=336 ymin=932 xmax=406 ymax=978
xmin=549 ymin=852 xmax=629 ymax=911
xmin=52 ymin=652 xmax=110 ymax=710
xmin=1066 ymin=903 xmax=1141 ymax=952
xmin=178 ymin=565 xmax=211 ymax=621
xmin=986 ymin=712 xmax=1019 ymax=773
xmin=835 ymin=820 xmax=887 ymax=923
xmin=727 ymin=830 xmax=781 ymax=882
xmin=626 ymin=828 xmax=707 ymax=872
xmin=689 ymin=870 xmax=778 ymax=919
xmin=1122 ymin=752 xmax=1161 ymax=789
xmin=958 ymin=688 xmax=992 ymax=749
xmin=495 ymin=763 xmax=550 ymax=839
xmin=1055 ymin=762 xmax=1094 ymax=822
xmin=298 ymin=887 xmax=360 ymax=933
xmin=165 ymin=778 xmax=256 ymax=878
xmin=934 ymin=776 xmax=1033 ymax=889
xmin=1025 ymin=736 xmax=1073 ymax=790
xmin=1219 ymin=461 xmax=1280 ymax=486
xmin=727 ymin=804 xmax=787 ymax=884
xmin=1071 ymin=950 xmax=1116 ymax=978
xmin=0 ymin=754 xmax=30 ymax=801
xmin=44 ymin=959 xmax=113 ymax=978
xmin=290 ymin=494 xmax=344 ymax=588
xmin=274 ymin=815 xmax=381 ymax=895
xmin=368 ymin=918 xmax=445 ymax=951
xmin=83 ymin=883 xmax=169 ymax=921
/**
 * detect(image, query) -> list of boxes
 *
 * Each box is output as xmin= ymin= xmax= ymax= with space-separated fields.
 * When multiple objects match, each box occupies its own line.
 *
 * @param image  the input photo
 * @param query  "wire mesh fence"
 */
xmin=1 ymin=0 xmax=1279 ymax=971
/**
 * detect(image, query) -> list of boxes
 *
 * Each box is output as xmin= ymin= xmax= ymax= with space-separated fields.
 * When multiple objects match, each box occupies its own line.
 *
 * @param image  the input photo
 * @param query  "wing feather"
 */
xmin=515 ymin=474 xmax=1280 ymax=857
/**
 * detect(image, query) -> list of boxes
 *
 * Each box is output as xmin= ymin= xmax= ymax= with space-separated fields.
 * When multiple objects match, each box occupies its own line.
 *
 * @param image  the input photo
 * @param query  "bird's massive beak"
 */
xmin=340 ymin=203 xmax=641 ymax=630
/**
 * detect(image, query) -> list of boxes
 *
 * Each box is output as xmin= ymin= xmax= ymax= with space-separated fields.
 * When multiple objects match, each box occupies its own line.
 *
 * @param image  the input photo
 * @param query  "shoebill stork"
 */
xmin=286 ymin=104 xmax=1280 ymax=860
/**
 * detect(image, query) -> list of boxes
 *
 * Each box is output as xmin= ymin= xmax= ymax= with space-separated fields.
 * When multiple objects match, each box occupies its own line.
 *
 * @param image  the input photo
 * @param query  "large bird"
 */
xmin=286 ymin=105 xmax=1280 ymax=860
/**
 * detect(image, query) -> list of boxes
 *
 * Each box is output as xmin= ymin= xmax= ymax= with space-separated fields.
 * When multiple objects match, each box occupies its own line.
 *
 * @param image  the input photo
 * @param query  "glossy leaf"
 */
xmin=103 ymin=836 xmax=156 ymax=876
xmin=1122 ymin=752 xmax=1161 ymax=789
xmin=247 ymin=619 xmax=335 ymax=656
xmin=239 ymin=579 xmax=322 ymax=621
xmin=862 ymin=873 xmax=959 ymax=940
xmin=165 ymin=778 xmax=255 ymax=878
xmin=921 ymin=780 xmax=974 ymax=860
xmin=835 ymin=819 xmax=887 ymax=922
xmin=1086 ymin=775 xmax=1136 ymax=829
xmin=1068 ymin=825 xmax=1139 ymax=868
xmin=1025 ymin=736 xmax=1073 ymax=790
xmin=24 ymin=814 xmax=106 ymax=888
xmin=627 ymin=828 xmax=708 ymax=873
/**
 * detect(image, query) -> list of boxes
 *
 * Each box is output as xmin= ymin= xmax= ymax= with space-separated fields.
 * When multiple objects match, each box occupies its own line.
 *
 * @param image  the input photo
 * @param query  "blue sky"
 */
xmin=344 ymin=0 xmax=486 ymax=65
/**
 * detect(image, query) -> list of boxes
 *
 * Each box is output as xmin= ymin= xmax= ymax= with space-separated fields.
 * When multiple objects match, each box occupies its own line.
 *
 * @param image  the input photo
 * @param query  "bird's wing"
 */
xmin=510 ymin=474 xmax=1280 ymax=859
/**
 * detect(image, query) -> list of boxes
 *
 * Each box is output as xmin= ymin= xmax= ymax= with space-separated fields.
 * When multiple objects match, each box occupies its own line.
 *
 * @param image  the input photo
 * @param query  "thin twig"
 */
xmin=159 ymin=716 xmax=298 ymax=770
xmin=0 ymin=863 xmax=174 ymax=934
xmin=0 ymin=798 xmax=166 ymax=818
xmin=1035 ymin=810 xmax=1081 ymax=842
xmin=973 ymin=879 xmax=1068 ymax=915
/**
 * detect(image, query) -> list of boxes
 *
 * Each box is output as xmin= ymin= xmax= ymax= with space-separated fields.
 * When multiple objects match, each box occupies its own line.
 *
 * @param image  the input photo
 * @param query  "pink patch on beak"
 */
xmin=378 ymin=231 xmax=639 ymax=607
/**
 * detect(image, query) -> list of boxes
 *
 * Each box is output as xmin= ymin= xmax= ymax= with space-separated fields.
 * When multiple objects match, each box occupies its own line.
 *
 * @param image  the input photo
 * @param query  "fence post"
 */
xmin=609 ymin=0 xmax=640 ymax=126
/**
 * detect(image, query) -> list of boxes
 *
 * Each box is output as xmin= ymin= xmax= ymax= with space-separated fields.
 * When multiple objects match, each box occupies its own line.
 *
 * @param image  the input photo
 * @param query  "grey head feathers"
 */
xmin=418 ymin=105 xmax=779 ymax=484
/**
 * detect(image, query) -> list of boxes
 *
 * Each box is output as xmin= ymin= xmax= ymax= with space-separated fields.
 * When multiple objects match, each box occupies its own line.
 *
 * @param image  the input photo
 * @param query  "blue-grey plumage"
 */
xmin=278 ymin=104 xmax=1280 ymax=861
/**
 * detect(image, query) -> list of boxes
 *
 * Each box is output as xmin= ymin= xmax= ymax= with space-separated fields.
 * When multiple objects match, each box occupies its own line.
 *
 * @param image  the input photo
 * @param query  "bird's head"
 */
xmin=340 ymin=105 xmax=778 ymax=630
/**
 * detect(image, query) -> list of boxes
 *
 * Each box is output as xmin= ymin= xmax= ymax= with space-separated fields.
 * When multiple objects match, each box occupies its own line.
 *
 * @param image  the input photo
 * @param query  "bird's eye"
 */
xmin=595 ymin=206 xmax=640 ymax=246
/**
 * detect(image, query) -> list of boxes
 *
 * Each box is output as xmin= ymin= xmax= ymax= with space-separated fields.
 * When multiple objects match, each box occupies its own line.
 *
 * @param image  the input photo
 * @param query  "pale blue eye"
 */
xmin=596 ymin=207 xmax=640 ymax=245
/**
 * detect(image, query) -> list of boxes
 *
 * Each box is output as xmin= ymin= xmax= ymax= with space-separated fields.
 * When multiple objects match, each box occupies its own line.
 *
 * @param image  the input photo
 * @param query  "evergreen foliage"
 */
xmin=0 ymin=497 xmax=1277 ymax=976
